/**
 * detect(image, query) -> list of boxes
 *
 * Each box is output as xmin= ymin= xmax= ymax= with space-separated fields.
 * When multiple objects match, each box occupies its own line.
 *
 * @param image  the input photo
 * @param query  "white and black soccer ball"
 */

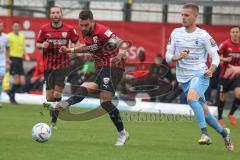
xmin=32 ymin=123 xmax=51 ymax=143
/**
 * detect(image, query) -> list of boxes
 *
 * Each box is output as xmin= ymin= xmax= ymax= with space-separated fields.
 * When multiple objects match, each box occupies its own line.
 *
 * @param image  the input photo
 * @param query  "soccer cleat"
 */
xmin=55 ymin=101 xmax=70 ymax=111
xmin=228 ymin=115 xmax=237 ymax=126
xmin=198 ymin=134 xmax=212 ymax=145
xmin=218 ymin=119 xmax=226 ymax=128
xmin=50 ymin=122 xmax=57 ymax=129
xmin=115 ymin=129 xmax=129 ymax=146
xmin=223 ymin=128 xmax=234 ymax=151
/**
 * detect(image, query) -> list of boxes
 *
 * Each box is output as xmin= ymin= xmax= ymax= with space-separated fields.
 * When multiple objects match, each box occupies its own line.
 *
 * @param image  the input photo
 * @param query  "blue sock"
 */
xmin=188 ymin=100 xmax=207 ymax=129
xmin=205 ymin=113 xmax=224 ymax=134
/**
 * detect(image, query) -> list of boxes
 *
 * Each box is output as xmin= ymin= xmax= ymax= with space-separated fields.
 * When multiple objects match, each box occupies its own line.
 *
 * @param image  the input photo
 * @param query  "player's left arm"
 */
xmin=204 ymin=34 xmax=220 ymax=77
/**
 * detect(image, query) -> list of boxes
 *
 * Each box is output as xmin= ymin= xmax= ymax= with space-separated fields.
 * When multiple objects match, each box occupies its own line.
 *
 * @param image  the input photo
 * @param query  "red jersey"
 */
xmin=218 ymin=39 xmax=240 ymax=77
xmin=82 ymin=23 xmax=125 ymax=70
xmin=37 ymin=23 xmax=79 ymax=70
xmin=32 ymin=56 xmax=44 ymax=79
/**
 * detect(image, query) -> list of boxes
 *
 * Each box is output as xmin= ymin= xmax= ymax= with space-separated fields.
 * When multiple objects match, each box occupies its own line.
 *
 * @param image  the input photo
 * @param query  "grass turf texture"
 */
xmin=0 ymin=103 xmax=239 ymax=160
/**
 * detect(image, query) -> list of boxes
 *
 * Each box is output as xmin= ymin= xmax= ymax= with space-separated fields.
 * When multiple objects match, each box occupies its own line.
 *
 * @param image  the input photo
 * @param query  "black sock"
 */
xmin=66 ymin=96 xmax=85 ymax=105
xmin=101 ymin=101 xmax=124 ymax=132
xmin=218 ymin=100 xmax=225 ymax=120
xmin=201 ymin=127 xmax=208 ymax=136
xmin=50 ymin=98 xmax=62 ymax=124
xmin=9 ymin=84 xmax=20 ymax=102
xmin=229 ymin=98 xmax=240 ymax=115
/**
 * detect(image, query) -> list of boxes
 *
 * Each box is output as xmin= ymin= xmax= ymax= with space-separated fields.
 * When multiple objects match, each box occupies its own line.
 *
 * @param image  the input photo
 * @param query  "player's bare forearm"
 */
xmin=209 ymin=64 xmax=217 ymax=73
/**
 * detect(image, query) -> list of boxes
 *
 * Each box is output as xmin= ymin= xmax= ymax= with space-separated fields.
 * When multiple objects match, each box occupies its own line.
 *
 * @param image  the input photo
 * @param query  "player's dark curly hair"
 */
xmin=79 ymin=10 xmax=93 ymax=20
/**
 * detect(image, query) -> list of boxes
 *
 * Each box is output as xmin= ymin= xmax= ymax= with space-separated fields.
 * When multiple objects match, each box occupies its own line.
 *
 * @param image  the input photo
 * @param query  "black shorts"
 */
xmin=44 ymin=68 xmax=69 ymax=90
xmin=10 ymin=57 xmax=24 ymax=75
xmin=219 ymin=77 xmax=240 ymax=93
xmin=94 ymin=67 xmax=124 ymax=93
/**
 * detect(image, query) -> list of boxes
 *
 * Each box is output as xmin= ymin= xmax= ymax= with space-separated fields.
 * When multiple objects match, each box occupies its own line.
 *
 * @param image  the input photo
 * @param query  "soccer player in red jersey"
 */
xmin=217 ymin=26 xmax=240 ymax=127
xmin=56 ymin=10 xmax=129 ymax=146
xmin=36 ymin=6 xmax=79 ymax=128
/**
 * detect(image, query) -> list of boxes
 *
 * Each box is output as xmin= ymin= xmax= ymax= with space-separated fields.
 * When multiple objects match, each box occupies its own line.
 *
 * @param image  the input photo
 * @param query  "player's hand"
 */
xmin=174 ymin=50 xmax=189 ymax=61
xmin=59 ymin=46 xmax=69 ymax=54
xmin=204 ymin=69 xmax=213 ymax=78
xmin=179 ymin=50 xmax=189 ymax=59
xmin=42 ymin=41 xmax=49 ymax=49
xmin=223 ymin=57 xmax=232 ymax=62
xmin=224 ymin=65 xmax=238 ymax=79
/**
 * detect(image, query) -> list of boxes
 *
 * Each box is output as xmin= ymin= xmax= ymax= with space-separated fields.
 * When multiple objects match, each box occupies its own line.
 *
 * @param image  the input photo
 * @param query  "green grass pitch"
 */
xmin=0 ymin=103 xmax=239 ymax=160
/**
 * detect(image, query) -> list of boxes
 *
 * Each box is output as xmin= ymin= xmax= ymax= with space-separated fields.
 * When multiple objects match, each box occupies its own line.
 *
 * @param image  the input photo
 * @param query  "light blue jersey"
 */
xmin=165 ymin=27 xmax=219 ymax=83
xmin=0 ymin=33 xmax=9 ymax=65
xmin=0 ymin=33 xmax=9 ymax=76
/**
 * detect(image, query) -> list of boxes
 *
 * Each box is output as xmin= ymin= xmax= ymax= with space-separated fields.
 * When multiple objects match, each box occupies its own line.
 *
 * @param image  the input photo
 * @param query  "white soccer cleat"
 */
xmin=115 ymin=129 xmax=129 ymax=146
xmin=198 ymin=134 xmax=212 ymax=145
xmin=223 ymin=128 xmax=234 ymax=151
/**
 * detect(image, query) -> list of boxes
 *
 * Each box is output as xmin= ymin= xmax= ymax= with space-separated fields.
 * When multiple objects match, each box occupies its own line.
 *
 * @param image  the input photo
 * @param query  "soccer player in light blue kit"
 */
xmin=165 ymin=3 xmax=234 ymax=151
xmin=0 ymin=20 xmax=10 ymax=101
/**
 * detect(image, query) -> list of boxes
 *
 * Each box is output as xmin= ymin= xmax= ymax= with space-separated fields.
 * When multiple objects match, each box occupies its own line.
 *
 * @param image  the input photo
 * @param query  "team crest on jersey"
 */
xmin=61 ymin=32 xmax=68 ymax=38
xmin=210 ymin=38 xmax=216 ymax=47
xmin=93 ymin=36 xmax=98 ymax=43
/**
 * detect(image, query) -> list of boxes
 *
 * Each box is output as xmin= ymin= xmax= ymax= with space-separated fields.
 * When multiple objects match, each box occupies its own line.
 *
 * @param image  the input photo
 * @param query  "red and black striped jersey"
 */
xmin=37 ymin=23 xmax=79 ymax=71
xmin=218 ymin=39 xmax=240 ymax=77
xmin=82 ymin=23 xmax=125 ymax=70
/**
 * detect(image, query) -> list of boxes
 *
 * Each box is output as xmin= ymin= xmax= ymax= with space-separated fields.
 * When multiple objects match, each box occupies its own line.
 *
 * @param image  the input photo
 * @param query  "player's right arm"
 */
xmin=165 ymin=30 xmax=188 ymax=63
xmin=218 ymin=42 xmax=232 ymax=63
xmin=36 ymin=28 xmax=49 ymax=50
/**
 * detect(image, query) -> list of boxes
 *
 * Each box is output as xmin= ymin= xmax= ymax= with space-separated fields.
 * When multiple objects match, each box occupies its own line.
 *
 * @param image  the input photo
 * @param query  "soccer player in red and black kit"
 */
xmin=36 ymin=6 xmax=79 ymax=128
xmin=217 ymin=26 xmax=240 ymax=127
xmin=55 ymin=10 xmax=129 ymax=146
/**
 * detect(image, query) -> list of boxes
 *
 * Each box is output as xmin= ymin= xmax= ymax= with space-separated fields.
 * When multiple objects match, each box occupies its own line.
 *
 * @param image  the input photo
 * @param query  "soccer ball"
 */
xmin=32 ymin=123 xmax=51 ymax=143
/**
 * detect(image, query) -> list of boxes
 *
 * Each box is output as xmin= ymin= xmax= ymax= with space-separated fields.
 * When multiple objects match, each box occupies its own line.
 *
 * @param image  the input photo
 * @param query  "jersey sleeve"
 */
xmin=165 ymin=30 xmax=176 ymax=63
xmin=204 ymin=32 xmax=220 ymax=66
xmin=37 ymin=27 xmax=45 ymax=43
xmin=218 ymin=41 xmax=226 ymax=56
xmin=70 ymin=28 xmax=79 ymax=43
xmin=5 ymin=36 xmax=9 ymax=48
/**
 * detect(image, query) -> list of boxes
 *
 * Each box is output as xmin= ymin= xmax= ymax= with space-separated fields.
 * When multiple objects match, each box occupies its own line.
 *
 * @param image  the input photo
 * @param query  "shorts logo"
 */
xmin=103 ymin=77 xmax=110 ymax=88
xmin=93 ymin=36 xmax=98 ymax=43
xmin=62 ymin=32 xmax=68 ymax=38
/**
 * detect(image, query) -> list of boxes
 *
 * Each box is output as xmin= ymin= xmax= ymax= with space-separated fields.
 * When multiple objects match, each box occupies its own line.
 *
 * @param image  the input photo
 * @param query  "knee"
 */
xmin=46 ymin=96 xmax=55 ymax=102
xmin=187 ymin=88 xmax=200 ymax=103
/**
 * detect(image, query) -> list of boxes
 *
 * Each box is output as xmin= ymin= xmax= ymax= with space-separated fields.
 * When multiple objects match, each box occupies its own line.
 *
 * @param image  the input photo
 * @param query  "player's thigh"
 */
xmin=81 ymin=82 xmax=99 ymax=94
xmin=189 ymin=74 xmax=209 ymax=96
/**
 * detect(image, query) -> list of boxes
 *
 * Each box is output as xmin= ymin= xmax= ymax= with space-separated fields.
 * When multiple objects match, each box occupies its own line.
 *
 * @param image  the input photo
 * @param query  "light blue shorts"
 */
xmin=181 ymin=72 xmax=209 ymax=105
xmin=0 ymin=66 xmax=6 ymax=76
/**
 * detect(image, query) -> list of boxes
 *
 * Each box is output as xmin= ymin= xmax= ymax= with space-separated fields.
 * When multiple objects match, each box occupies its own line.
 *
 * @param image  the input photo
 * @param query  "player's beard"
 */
xmin=52 ymin=20 xmax=62 ymax=28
